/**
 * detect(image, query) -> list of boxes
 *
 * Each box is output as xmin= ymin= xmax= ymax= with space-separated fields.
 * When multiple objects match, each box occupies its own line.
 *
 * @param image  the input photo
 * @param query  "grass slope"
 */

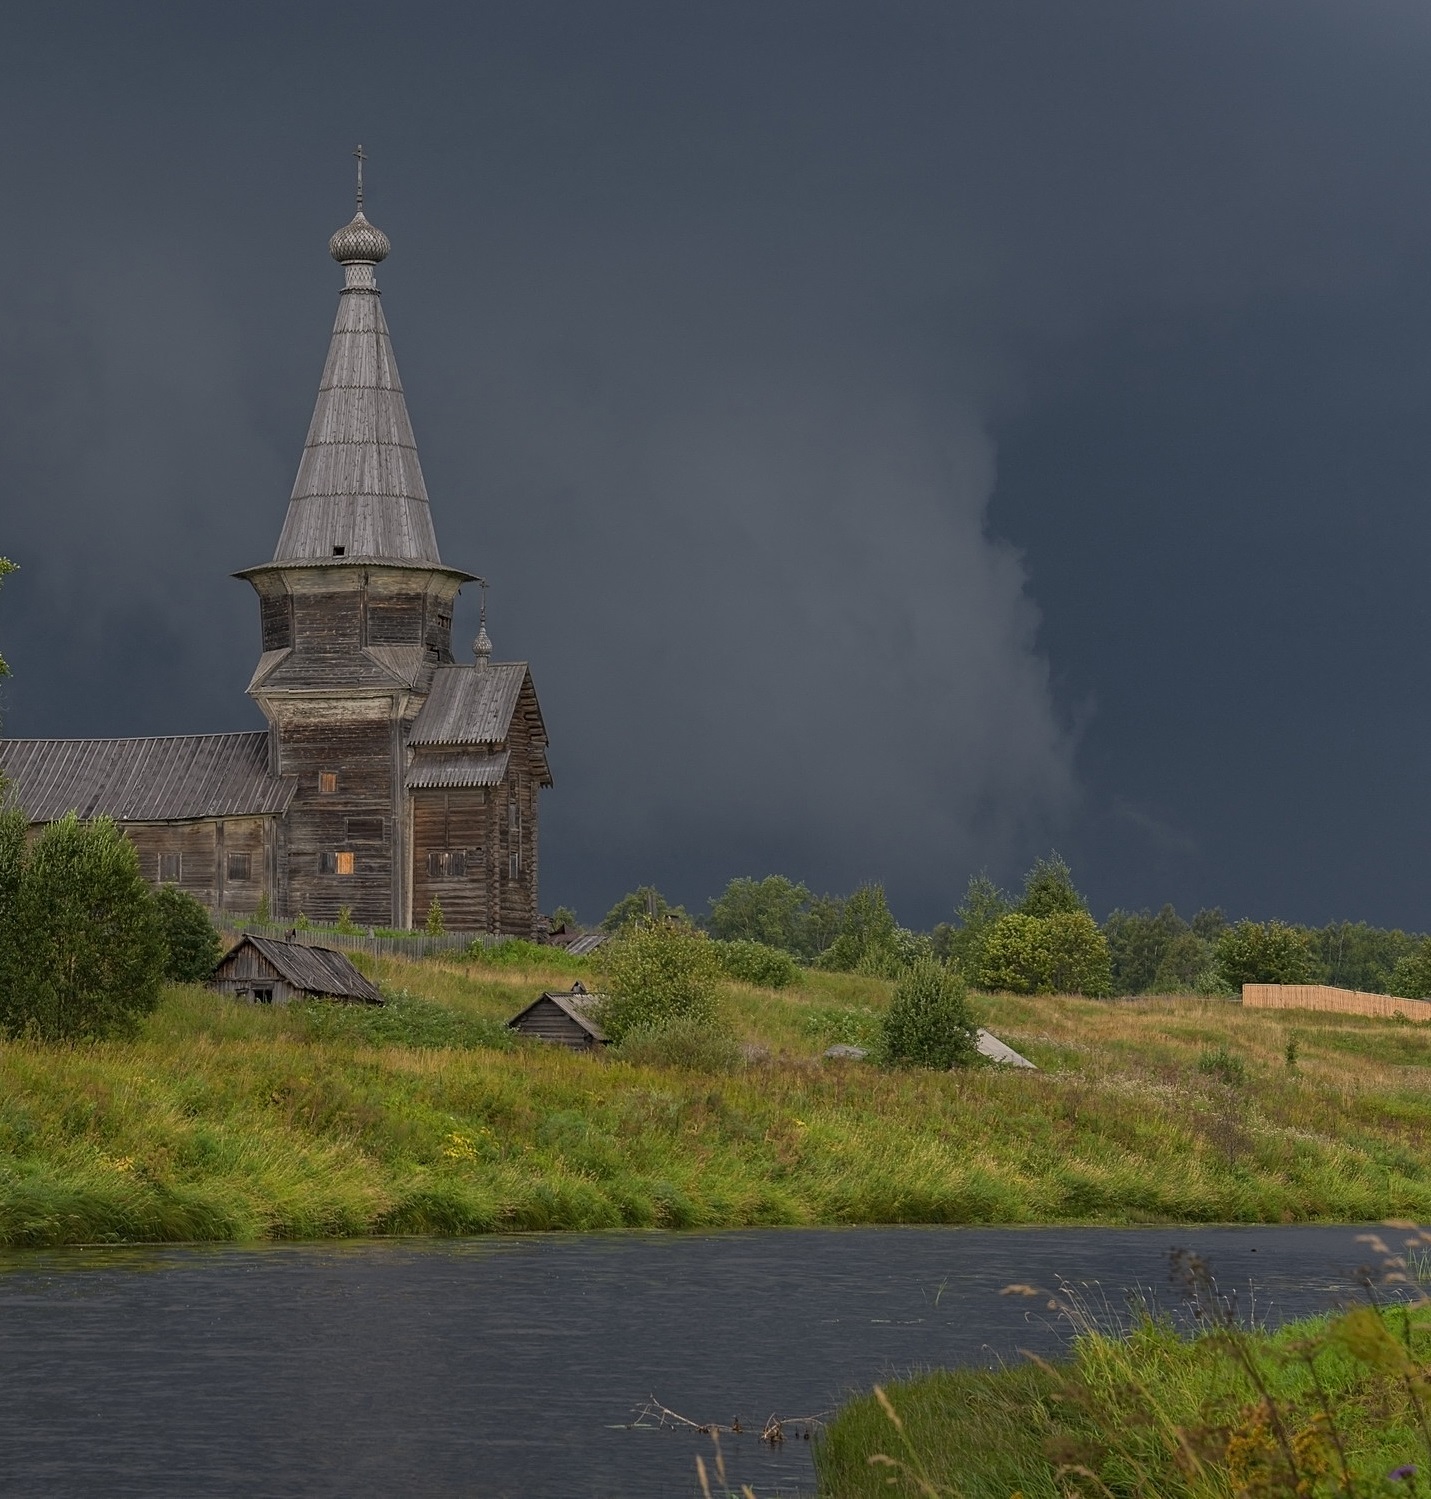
xmin=4 ymin=956 xmax=1431 ymax=1245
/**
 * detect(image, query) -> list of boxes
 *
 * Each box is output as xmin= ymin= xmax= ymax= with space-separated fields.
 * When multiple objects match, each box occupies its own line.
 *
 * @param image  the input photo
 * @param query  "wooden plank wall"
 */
xmin=126 ymin=816 xmax=271 ymax=917
xmin=279 ymin=713 xmax=397 ymax=926
xmin=1242 ymin=984 xmax=1431 ymax=1022
xmin=410 ymin=787 xmax=491 ymax=931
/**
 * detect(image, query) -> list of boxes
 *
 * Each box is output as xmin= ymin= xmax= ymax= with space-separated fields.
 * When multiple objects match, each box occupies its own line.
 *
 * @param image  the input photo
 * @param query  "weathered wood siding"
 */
xmin=126 ymin=816 xmax=274 ymax=918
xmin=410 ymin=787 xmax=491 ymax=931
xmin=211 ymin=943 xmax=292 ymax=1004
xmin=511 ymin=997 xmax=600 ymax=1050
xmin=276 ymin=706 xmax=398 ymax=927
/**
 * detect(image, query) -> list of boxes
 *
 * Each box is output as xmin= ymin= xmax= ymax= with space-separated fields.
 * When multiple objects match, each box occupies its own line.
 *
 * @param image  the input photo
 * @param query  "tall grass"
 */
xmin=5 ymin=964 xmax=1431 ymax=1246
xmin=816 ymin=1244 xmax=1431 ymax=1497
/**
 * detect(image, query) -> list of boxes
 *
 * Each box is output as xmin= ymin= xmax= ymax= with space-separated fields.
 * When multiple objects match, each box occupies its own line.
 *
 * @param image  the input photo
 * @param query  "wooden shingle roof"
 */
xmin=507 ymin=990 xmax=608 ymax=1043
xmin=409 ymin=664 xmax=527 ymax=745
xmin=273 ymin=251 xmax=442 ymax=565
xmin=221 ymin=936 xmax=383 ymax=1003
xmin=0 ymin=732 xmax=297 ymax=823
xmin=406 ymin=749 xmax=510 ymax=790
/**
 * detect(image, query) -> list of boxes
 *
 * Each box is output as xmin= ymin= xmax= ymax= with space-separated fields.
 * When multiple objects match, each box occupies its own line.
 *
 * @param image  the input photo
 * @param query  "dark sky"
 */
xmin=3 ymin=0 xmax=1431 ymax=929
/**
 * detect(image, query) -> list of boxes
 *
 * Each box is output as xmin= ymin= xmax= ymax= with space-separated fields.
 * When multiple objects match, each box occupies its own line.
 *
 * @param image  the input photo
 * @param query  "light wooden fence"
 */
xmin=1242 ymin=984 xmax=1431 ymax=1022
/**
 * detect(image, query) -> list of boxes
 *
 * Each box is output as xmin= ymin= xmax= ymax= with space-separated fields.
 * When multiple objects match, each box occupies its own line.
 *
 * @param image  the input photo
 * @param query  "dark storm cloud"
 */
xmin=3 ymin=1 xmax=1431 ymax=925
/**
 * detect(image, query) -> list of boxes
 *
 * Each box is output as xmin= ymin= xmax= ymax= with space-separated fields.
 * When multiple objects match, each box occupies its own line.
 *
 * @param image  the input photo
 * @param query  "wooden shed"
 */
xmin=211 ymin=934 xmax=384 ymax=1006
xmin=507 ymin=985 xmax=608 ymax=1052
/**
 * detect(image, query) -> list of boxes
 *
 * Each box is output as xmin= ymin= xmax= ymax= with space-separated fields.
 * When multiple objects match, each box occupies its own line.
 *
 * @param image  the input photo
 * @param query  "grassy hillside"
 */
xmin=4 ymin=952 xmax=1431 ymax=1246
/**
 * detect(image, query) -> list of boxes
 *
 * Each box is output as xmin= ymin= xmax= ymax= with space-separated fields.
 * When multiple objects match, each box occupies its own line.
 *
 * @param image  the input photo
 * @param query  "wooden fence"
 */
xmin=224 ymin=922 xmax=496 ymax=963
xmin=1242 ymin=983 xmax=1431 ymax=1022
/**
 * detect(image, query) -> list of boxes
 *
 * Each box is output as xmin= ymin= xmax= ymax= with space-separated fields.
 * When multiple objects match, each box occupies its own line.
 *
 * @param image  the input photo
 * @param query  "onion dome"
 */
xmin=329 ymin=211 xmax=391 ymax=265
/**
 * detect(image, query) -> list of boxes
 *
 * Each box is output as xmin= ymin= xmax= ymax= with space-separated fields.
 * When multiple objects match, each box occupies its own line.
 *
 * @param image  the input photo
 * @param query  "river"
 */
xmin=0 ymin=1223 xmax=1391 ymax=1497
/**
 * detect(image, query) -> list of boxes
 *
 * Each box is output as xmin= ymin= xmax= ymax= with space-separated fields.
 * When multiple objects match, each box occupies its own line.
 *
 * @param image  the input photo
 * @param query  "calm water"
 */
xmin=0 ymin=1224 xmax=1389 ymax=1498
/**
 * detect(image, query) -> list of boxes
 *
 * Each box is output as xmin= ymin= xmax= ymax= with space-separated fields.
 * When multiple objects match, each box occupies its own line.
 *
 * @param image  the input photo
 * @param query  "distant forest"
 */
xmin=563 ymin=858 xmax=1431 ymax=1001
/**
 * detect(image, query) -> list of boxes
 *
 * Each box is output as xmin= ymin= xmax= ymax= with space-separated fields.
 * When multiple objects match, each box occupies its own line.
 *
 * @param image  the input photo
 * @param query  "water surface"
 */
xmin=0 ymin=1224 xmax=1388 ymax=1497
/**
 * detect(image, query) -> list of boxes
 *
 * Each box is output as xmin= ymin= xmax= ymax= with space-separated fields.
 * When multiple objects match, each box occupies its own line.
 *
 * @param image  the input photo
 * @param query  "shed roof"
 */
xmin=406 ymin=749 xmax=510 ymax=790
xmin=220 ymin=936 xmax=383 ymax=1003
xmin=507 ymin=991 xmax=608 ymax=1043
xmin=408 ymin=664 xmax=527 ymax=746
xmin=0 ymin=732 xmax=296 ymax=823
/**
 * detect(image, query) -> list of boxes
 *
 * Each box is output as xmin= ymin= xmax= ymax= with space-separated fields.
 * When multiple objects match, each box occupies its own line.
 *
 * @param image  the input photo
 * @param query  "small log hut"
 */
xmin=211 ymin=934 xmax=383 ymax=1007
xmin=507 ymin=984 xmax=608 ymax=1052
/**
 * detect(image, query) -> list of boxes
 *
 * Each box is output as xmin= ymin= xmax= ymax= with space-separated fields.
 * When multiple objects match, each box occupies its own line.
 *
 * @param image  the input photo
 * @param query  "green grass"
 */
xmin=815 ymin=1293 xmax=1431 ymax=1497
xmin=7 ymin=959 xmax=1431 ymax=1246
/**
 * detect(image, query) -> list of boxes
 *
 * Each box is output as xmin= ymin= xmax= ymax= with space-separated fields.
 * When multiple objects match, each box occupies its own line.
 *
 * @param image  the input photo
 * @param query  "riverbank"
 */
xmin=815 ymin=1289 xmax=1431 ymax=1497
xmin=3 ymin=952 xmax=1431 ymax=1246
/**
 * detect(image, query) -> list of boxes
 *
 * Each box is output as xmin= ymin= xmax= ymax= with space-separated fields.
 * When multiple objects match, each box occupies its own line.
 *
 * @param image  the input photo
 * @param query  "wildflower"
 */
xmin=1390 ymin=1466 xmax=1418 ymax=1482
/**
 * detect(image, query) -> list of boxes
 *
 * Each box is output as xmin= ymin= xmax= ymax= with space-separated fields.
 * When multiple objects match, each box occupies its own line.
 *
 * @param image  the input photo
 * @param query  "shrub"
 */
xmin=1214 ymin=920 xmax=1321 ymax=990
xmin=979 ymin=910 xmax=1112 ymax=996
xmin=598 ymin=921 xmax=724 ymax=1041
xmin=425 ymin=897 xmax=445 ymax=936
xmin=878 ymin=959 xmax=979 ymax=1069
xmin=153 ymin=884 xmax=221 ymax=983
xmin=714 ymin=938 xmax=801 ymax=988
xmin=1390 ymin=940 xmax=1431 ymax=999
xmin=614 ymin=1016 xmax=744 ymax=1073
xmin=1 ymin=813 xmax=166 ymax=1040
xmin=1198 ymin=1044 xmax=1247 ymax=1086
xmin=466 ymin=937 xmax=590 ymax=973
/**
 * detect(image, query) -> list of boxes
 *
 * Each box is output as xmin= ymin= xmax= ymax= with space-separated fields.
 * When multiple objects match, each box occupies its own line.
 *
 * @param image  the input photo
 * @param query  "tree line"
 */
xmin=580 ymin=858 xmax=1431 ymax=1000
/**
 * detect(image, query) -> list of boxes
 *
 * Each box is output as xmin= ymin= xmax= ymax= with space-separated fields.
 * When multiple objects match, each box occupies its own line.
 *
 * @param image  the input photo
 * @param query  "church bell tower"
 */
xmin=235 ymin=158 xmax=547 ymax=931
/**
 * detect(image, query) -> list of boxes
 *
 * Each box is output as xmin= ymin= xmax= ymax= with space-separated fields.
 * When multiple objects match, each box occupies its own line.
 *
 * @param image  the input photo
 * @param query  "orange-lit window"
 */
xmin=319 ymin=772 xmax=338 ymax=794
xmin=335 ymin=852 xmax=355 ymax=876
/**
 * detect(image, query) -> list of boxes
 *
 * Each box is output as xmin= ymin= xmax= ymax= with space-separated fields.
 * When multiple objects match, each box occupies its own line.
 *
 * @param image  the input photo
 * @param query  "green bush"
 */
xmin=933 ymin=874 xmax=1011 ymax=981
xmin=1018 ymin=851 xmax=1086 ymax=917
xmin=598 ymin=921 xmax=724 ymax=1041
xmin=0 ymin=813 xmax=166 ymax=1040
xmin=601 ymin=885 xmax=689 ymax=932
xmin=979 ymin=909 xmax=1112 ymax=996
xmin=153 ymin=884 xmax=221 ymax=983
xmin=714 ymin=938 xmax=801 ymax=988
xmin=878 ymin=958 xmax=979 ymax=1069
xmin=1214 ymin=919 xmax=1321 ymax=990
xmin=1390 ymin=938 xmax=1431 ymax=999
xmin=466 ymin=937 xmax=589 ymax=973
xmin=614 ymin=1016 xmax=745 ymax=1073
xmin=1198 ymin=1044 xmax=1247 ymax=1085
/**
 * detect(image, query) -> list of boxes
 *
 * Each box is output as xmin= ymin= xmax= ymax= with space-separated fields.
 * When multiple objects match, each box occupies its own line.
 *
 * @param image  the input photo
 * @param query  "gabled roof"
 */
xmin=0 ymin=733 xmax=296 ymax=823
xmin=220 ymin=935 xmax=383 ymax=1003
xmin=408 ymin=664 xmax=528 ymax=746
xmin=507 ymin=990 xmax=608 ymax=1043
xmin=272 ymin=248 xmax=442 ymax=565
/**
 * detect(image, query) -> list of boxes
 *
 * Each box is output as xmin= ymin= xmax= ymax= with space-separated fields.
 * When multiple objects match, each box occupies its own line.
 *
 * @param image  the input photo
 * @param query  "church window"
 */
xmin=346 ymin=818 xmax=384 ymax=842
xmin=508 ymin=850 xmax=522 ymax=879
xmin=227 ymin=852 xmax=251 ymax=881
xmin=427 ymin=850 xmax=467 ymax=879
xmin=319 ymin=772 xmax=338 ymax=794
xmin=332 ymin=545 xmax=346 ymax=557
xmin=159 ymin=853 xmax=181 ymax=883
xmin=336 ymin=852 xmax=355 ymax=875
xmin=508 ymin=802 xmax=520 ymax=832
xmin=320 ymin=851 xmax=355 ymax=876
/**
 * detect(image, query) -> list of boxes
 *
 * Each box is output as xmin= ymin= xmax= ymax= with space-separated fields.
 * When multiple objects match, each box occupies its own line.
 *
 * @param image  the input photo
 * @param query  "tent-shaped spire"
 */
xmin=272 ymin=202 xmax=443 ymax=565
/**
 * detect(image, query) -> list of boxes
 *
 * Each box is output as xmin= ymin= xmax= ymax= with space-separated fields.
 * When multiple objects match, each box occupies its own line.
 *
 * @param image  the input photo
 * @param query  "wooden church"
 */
xmin=0 ymin=180 xmax=551 ymax=936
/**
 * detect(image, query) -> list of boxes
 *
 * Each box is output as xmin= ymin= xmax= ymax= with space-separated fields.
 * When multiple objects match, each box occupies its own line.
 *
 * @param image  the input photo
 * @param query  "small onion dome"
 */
xmin=474 ymin=623 xmax=493 ymax=663
xmin=329 ymin=211 xmax=391 ymax=265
